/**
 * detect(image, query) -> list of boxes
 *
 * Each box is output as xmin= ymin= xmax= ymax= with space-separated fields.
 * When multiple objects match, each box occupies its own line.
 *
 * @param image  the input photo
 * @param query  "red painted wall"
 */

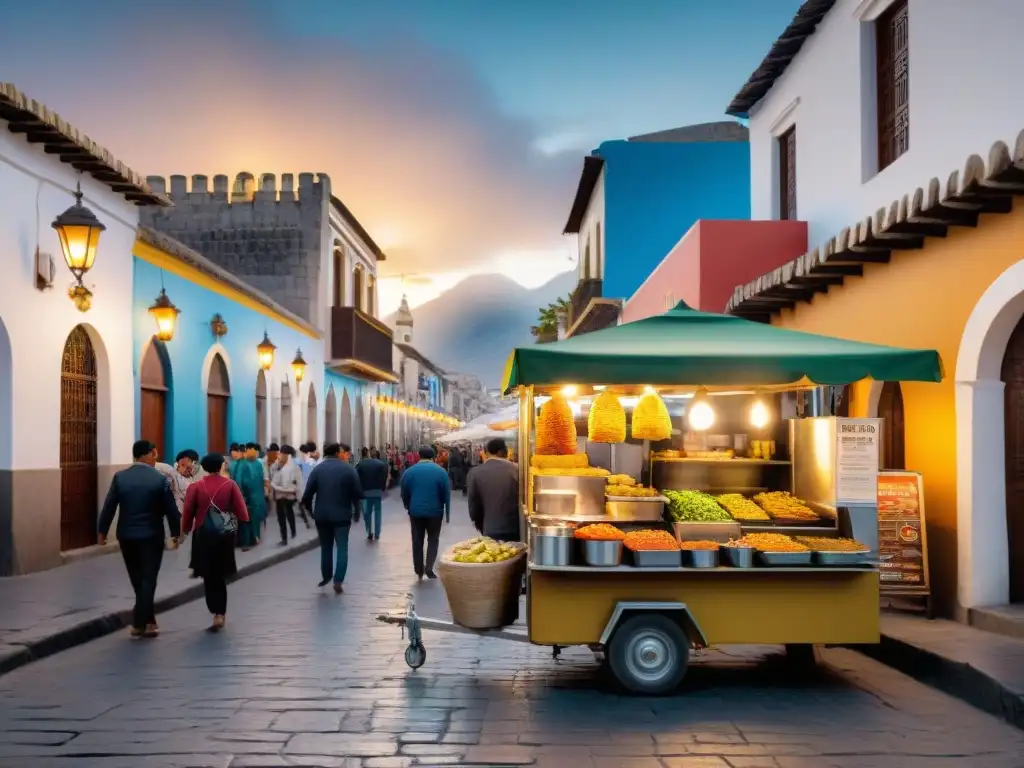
xmin=621 ymin=220 xmax=808 ymax=323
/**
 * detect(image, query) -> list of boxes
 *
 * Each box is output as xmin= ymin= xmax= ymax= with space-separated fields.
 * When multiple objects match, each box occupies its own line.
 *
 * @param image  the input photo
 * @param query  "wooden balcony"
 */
xmin=329 ymin=306 xmax=397 ymax=382
xmin=569 ymin=278 xmax=603 ymax=326
xmin=567 ymin=278 xmax=620 ymax=337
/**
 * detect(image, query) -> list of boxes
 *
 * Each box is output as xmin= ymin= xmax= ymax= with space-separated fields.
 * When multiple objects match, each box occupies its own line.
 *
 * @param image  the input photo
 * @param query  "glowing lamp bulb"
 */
xmin=688 ymin=400 xmax=715 ymax=431
xmin=561 ymin=385 xmax=577 ymax=397
xmin=749 ymin=400 xmax=771 ymax=429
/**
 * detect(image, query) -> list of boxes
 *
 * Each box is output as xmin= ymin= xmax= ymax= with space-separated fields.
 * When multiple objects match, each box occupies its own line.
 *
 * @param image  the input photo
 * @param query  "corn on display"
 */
xmin=606 ymin=484 xmax=659 ymax=498
xmin=531 ymin=467 xmax=611 ymax=477
xmin=631 ymin=391 xmax=672 ymax=441
xmin=587 ymin=390 xmax=626 ymax=444
xmin=607 ymin=474 xmax=636 ymax=486
xmin=530 ymin=454 xmax=589 ymax=470
xmin=535 ymin=394 xmax=577 ymax=455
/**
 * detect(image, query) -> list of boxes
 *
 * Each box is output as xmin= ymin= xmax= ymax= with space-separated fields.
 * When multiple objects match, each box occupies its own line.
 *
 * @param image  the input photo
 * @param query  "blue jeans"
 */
xmin=363 ymin=497 xmax=383 ymax=538
xmin=316 ymin=521 xmax=351 ymax=584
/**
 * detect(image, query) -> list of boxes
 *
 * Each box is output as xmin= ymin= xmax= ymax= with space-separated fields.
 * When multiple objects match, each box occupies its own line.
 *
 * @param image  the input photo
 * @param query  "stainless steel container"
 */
xmin=533 ymin=475 xmax=606 ymax=517
xmin=812 ymin=550 xmax=871 ymax=566
xmin=605 ymin=499 xmax=666 ymax=522
xmin=630 ymin=549 xmax=682 ymax=568
xmin=530 ymin=524 xmax=573 ymax=566
xmin=672 ymin=521 xmax=742 ymax=543
xmin=534 ymin=490 xmax=577 ymax=518
xmin=682 ymin=548 xmax=719 ymax=568
xmin=720 ymin=545 xmax=755 ymax=568
xmin=757 ymin=551 xmax=813 ymax=566
xmin=581 ymin=539 xmax=623 ymax=567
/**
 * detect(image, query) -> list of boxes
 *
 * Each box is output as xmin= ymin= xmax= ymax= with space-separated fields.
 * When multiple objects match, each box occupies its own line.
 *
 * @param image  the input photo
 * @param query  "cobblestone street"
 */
xmin=0 ymin=497 xmax=1022 ymax=768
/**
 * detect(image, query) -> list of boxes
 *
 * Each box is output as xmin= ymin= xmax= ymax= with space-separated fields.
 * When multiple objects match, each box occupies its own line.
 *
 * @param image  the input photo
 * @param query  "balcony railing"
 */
xmin=569 ymin=278 xmax=603 ymax=327
xmin=330 ymin=306 xmax=396 ymax=381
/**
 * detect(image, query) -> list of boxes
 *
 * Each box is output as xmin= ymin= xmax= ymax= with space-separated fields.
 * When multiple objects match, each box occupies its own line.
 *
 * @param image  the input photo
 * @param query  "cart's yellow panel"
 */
xmin=528 ymin=570 xmax=879 ymax=646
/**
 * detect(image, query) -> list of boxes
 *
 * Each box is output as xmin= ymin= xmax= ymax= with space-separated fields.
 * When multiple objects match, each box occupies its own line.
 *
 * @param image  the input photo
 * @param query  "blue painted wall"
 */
xmin=133 ymin=256 xmax=364 ymax=456
xmin=597 ymin=139 xmax=751 ymax=300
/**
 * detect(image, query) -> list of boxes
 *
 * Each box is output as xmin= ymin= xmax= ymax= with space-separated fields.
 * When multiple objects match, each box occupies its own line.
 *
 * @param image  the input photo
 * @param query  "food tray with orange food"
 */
xmin=730 ymin=532 xmax=813 ymax=566
xmin=751 ymin=491 xmax=822 ymax=525
xmin=623 ymin=529 xmax=683 ymax=567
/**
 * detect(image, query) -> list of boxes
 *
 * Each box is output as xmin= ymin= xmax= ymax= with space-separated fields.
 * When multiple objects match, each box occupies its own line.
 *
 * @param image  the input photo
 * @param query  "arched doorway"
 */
xmin=878 ymin=382 xmax=905 ymax=470
xmin=280 ymin=381 xmax=292 ymax=446
xmin=60 ymin=326 xmax=98 ymax=551
xmin=354 ymin=400 xmax=365 ymax=453
xmin=340 ymin=389 xmax=353 ymax=446
xmin=1003 ymin=317 xmax=1024 ymax=602
xmin=140 ymin=342 xmax=170 ymax=461
xmin=307 ymin=385 xmax=318 ymax=445
xmin=256 ymin=370 xmax=268 ymax=448
xmin=325 ymin=386 xmax=337 ymax=443
xmin=206 ymin=353 xmax=230 ymax=454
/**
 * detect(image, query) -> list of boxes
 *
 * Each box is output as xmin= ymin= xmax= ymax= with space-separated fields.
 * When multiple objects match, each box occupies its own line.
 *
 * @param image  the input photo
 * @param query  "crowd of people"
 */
xmin=96 ymin=436 xmax=522 ymax=639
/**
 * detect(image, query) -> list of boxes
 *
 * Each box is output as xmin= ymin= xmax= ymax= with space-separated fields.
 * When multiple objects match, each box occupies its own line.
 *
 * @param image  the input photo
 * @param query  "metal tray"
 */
xmin=581 ymin=539 xmax=623 ymax=567
xmin=671 ymin=521 xmax=743 ymax=543
xmin=757 ymin=551 xmax=813 ymax=566
xmin=812 ymin=550 xmax=871 ymax=566
xmin=681 ymin=548 xmax=719 ymax=568
xmin=605 ymin=498 xmax=666 ymax=521
xmin=720 ymin=545 xmax=755 ymax=568
xmin=629 ymin=549 xmax=683 ymax=568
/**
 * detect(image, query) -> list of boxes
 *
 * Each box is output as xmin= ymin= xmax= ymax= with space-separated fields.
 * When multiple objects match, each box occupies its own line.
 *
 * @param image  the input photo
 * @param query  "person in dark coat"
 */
xmin=180 ymin=453 xmax=250 ymax=631
xmin=467 ymin=438 xmax=520 ymax=542
xmin=356 ymin=447 xmax=389 ymax=541
xmin=301 ymin=442 xmax=364 ymax=594
xmin=400 ymin=445 xmax=451 ymax=579
xmin=97 ymin=440 xmax=181 ymax=638
xmin=447 ymin=446 xmax=466 ymax=495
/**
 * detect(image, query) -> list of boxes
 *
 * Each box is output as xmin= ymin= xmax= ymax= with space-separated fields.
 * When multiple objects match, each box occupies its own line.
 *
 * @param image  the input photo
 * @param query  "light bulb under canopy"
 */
xmin=687 ymin=387 xmax=715 ymax=431
xmin=749 ymin=399 xmax=771 ymax=429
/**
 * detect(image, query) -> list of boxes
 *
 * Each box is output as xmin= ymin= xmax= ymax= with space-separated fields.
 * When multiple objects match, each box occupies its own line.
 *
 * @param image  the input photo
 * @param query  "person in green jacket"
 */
xmin=233 ymin=442 xmax=267 ymax=548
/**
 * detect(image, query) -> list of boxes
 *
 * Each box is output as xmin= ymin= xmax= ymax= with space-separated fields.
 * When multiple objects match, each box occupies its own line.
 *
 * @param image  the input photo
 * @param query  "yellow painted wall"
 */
xmin=773 ymin=207 xmax=1024 ymax=613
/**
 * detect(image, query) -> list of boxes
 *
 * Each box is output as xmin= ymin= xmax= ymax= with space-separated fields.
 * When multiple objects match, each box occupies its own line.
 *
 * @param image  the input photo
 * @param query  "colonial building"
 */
xmin=725 ymin=0 xmax=1024 ymax=621
xmin=0 ymin=83 xmax=168 ymax=574
xmin=563 ymin=123 xmax=751 ymax=337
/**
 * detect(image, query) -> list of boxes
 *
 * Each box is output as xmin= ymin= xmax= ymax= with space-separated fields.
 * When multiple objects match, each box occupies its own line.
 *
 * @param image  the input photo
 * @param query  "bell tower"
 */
xmin=394 ymin=294 xmax=414 ymax=344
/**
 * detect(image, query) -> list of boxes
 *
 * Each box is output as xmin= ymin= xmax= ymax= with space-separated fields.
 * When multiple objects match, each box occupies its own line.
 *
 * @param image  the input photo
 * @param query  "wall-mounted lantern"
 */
xmin=210 ymin=313 xmax=228 ymax=339
xmin=148 ymin=288 xmax=180 ymax=342
xmin=291 ymin=348 xmax=307 ymax=383
xmin=257 ymin=331 xmax=276 ymax=370
xmin=52 ymin=182 xmax=105 ymax=311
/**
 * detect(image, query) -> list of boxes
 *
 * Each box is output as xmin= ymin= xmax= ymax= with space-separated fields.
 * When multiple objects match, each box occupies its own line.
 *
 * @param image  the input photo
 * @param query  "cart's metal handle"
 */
xmin=404 ymin=592 xmax=422 ymax=645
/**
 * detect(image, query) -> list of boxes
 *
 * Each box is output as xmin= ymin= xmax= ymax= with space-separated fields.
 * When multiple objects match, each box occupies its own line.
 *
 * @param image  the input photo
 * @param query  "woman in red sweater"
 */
xmin=180 ymin=453 xmax=249 ymax=631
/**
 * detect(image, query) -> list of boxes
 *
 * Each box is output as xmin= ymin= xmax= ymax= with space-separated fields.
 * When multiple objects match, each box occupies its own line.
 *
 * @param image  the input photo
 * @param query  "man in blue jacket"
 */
xmin=400 ymin=445 xmax=451 ymax=579
xmin=301 ymin=442 xmax=363 ymax=594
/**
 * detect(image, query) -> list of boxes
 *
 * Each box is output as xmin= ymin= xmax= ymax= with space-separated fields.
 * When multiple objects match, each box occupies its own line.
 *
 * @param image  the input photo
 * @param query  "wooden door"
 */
xmin=139 ymin=342 xmax=168 ymax=460
xmin=207 ymin=353 xmax=230 ymax=454
xmin=60 ymin=326 xmax=98 ymax=551
xmin=1002 ymin=318 xmax=1024 ymax=602
xmin=878 ymin=381 xmax=905 ymax=470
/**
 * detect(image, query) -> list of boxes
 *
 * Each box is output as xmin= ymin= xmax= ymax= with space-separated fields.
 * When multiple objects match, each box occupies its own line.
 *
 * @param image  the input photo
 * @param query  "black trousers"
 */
xmin=410 ymin=516 xmax=443 ymax=576
xmin=203 ymin=575 xmax=227 ymax=615
xmin=120 ymin=536 xmax=165 ymax=629
xmin=277 ymin=498 xmax=297 ymax=541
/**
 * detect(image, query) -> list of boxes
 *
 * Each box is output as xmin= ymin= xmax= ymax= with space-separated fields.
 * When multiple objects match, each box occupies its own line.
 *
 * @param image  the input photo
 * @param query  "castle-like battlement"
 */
xmin=145 ymin=171 xmax=331 ymax=203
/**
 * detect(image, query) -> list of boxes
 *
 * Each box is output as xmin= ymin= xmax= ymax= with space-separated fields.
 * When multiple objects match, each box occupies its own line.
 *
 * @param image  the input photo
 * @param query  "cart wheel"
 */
xmin=404 ymin=642 xmax=427 ymax=670
xmin=607 ymin=614 xmax=689 ymax=695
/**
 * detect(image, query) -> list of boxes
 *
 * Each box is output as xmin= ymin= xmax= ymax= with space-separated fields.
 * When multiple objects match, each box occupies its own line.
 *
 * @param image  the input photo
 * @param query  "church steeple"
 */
xmin=395 ymin=294 xmax=413 ymax=343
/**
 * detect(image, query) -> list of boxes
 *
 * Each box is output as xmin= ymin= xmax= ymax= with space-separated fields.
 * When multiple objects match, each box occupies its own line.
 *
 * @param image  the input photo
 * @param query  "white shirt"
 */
xmin=271 ymin=458 xmax=303 ymax=500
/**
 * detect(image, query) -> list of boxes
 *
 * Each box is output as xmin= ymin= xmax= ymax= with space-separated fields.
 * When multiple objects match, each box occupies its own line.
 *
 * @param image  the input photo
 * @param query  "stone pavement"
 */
xmin=0 ymin=519 xmax=318 ymax=674
xmin=2 ymin=495 xmax=1024 ymax=767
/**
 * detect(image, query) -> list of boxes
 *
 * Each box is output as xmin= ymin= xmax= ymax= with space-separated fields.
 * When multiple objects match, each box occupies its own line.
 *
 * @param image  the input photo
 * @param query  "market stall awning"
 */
xmin=502 ymin=302 xmax=942 ymax=392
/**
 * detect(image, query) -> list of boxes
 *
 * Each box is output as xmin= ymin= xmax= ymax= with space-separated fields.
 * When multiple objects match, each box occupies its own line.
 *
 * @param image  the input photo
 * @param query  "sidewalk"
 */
xmin=865 ymin=613 xmax=1024 ymax=729
xmin=0 ymin=525 xmax=318 ymax=675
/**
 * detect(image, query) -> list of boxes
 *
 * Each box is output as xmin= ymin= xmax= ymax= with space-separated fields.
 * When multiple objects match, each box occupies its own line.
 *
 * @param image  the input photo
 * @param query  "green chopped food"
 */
xmin=662 ymin=489 xmax=732 ymax=522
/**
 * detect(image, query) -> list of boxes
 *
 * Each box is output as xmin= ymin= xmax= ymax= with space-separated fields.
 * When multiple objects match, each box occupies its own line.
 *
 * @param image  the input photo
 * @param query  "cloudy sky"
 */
xmin=0 ymin=0 xmax=801 ymax=314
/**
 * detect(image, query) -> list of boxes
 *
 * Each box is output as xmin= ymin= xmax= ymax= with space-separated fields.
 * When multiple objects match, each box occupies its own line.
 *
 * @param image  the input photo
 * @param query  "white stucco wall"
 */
xmin=328 ymin=210 xmax=381 ymax=319
xmin=748 ymin=0 xmax=1024 ymax=246
xmin=576 ymin=168 xmax=606 ymax=281
xmin=0 ymin=128 xmax=141 ymax=472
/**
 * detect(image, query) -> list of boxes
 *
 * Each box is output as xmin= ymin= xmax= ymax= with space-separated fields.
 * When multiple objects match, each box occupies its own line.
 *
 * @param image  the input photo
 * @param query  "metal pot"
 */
xmin=581 ymin=539 xmax=623 ymax=567
xmin=720 ymin=545 xmax=755 ymax=568
xmin=530 ymin=525 xmax=573 ymax=566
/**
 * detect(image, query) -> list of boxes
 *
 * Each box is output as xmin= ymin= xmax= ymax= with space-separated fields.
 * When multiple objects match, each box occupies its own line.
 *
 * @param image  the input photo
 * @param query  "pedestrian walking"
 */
xmin=296 ymin=442 xmax=317 ymax=527
xmin=97 ymin=440 xmax=180 ymax=638
xmin=156 ymin=449 xmax=201 ymax=577
xmin=356 ymin=447 xmax=389 ymax=541
xmin=232 ymin=442 xmax=266 ymax=548
xmin=180 ymin=453 xmax=250 ymax=632
xmin=271 ymin=444 xmax=302 ymax=545
xmin=301 ymin=442 xmax=364 ymax=594
xmin=467 ymin=437 xmax=520 ymax=542
xmin=400 ymin=445 xmax=451 ymax=580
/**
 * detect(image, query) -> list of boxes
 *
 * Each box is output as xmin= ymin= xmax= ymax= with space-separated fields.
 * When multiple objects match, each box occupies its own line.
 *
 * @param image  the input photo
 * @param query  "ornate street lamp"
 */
xmin=148 ymin=288 xmax=180 ymax=342
xmin=257 ymin=331 xmax=276 ymax=370
xmin=52 ymin=182 xmax=105 ymax=307
xmin=291 ymin=348 xmax=307 ymax=383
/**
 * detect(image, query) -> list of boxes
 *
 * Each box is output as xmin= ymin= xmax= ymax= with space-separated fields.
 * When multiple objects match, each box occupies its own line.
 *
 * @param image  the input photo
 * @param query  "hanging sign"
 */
xmin=835 ymin=418 xmax=880 ymax=504
xmin=877 ymin=470 xmax=931 ymax=596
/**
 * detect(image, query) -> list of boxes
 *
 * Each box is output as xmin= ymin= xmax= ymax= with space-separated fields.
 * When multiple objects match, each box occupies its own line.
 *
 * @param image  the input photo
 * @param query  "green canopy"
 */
xmin=503 ymin=302 xmax=942 ymax=392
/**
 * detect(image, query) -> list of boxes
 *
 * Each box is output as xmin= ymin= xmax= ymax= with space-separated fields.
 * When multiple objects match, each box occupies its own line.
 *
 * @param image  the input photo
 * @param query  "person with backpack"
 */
xmin=180 ymin=453 xmax=250 ymax=632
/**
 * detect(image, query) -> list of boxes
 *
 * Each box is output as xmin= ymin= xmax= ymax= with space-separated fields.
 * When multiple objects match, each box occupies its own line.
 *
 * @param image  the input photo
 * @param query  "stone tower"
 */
xmin=394 ymin=294 xmax=414 ymax=344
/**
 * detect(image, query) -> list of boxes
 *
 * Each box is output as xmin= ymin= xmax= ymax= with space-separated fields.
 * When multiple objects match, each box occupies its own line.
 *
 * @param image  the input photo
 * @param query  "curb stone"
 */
xmin=859 ymin=633 xmax=1024 ymax=731
xmin=0 ymin=537 xmax=319 ymax=677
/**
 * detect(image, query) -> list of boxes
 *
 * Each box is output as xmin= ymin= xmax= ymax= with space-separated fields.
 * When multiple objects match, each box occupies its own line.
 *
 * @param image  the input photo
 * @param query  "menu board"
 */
xmin=877 ymin=471 xmax=930 ymax=595
xmin=835 ymin=418 xmax=881 ymax=504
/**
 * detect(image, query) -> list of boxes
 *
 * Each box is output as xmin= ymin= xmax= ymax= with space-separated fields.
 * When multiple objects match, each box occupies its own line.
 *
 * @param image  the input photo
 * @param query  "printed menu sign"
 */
xmin=835 ymin=418 xmax=880 ymax=504
xmin=877 ymin=471 xmax=930 ymax=595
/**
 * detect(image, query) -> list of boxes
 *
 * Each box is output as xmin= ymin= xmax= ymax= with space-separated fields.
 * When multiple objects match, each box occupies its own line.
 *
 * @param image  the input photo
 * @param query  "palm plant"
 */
xmin=530 ymin=295 xmax=572 ymax=342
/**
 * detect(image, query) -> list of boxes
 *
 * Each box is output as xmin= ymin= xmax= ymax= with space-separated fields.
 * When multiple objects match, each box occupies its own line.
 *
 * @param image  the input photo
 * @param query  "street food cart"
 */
xmin=378 ymin=303 xmax=941 ymax=694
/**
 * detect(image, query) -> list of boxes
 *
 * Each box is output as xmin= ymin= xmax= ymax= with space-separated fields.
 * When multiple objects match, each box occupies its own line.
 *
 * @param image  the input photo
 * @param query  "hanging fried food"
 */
xmin=588 ymin=390 xmax=626 ymax=443
xmin=631 ymin=391 xmax=672 ymax=441
xmin=535 ymin=394 xmax=578 ymax=455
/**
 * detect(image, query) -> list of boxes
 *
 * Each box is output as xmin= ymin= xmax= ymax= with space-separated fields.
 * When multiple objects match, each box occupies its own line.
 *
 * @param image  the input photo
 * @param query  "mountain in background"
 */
xmin=387 ymin=271 xmax=576 ymax=387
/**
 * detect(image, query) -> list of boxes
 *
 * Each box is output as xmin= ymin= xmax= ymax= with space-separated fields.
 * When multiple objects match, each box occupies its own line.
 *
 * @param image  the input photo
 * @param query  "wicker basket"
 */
xmin=437 ymin=548 xmax=527 ymax=630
